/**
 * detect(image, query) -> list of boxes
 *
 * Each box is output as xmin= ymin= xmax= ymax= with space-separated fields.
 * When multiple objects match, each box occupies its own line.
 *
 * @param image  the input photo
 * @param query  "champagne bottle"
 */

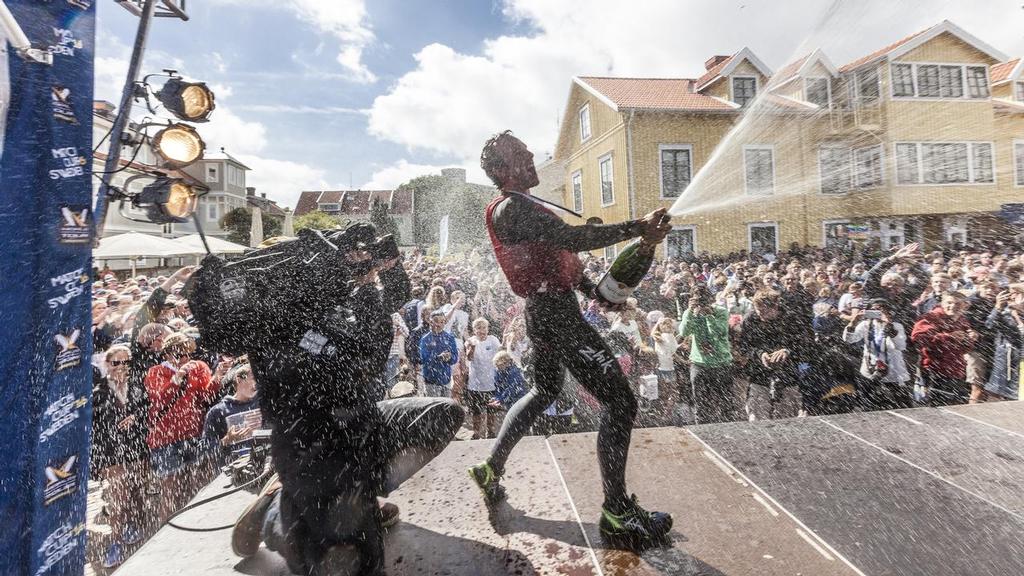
xmin=596 ymin=239 xmax=657 ymax=305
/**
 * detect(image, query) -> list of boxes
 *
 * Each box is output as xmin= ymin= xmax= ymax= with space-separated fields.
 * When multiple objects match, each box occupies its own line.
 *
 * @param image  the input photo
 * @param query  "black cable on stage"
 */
xmin=164 ymin=467 xmax=273 ymax=533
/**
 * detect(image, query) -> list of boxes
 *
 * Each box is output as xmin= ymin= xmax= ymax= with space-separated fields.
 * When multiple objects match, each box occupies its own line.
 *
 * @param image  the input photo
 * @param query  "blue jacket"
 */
xmin=494 ymin=364 xmax=527 ymax=408
xmin=419 ymin=330 xmax=458 ymax=385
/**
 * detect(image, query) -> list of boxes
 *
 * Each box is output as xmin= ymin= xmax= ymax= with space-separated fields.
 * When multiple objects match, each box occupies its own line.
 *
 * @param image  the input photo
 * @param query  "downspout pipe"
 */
xmin=626 ymin=109 xmax=637 ymax=220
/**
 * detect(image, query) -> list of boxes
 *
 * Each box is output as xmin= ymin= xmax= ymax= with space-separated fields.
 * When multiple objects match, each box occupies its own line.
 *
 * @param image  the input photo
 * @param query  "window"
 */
xmin=805 ymin=77 xmax=830 ymax=107
xmin=743 ymin=146 xmax=774 ymax=195
xmin=819 ymin=147 xmax=852 ymax=195
xmin=895 ymin=142 xmax=994 ymax=185
xmin=823 ymin=221 xmax=852 ymax=249
xmin=732 ymin=77 xmax=757 ymax=107
xmin=965 ymin=66 xmax=989 ymax=98
xmin=318 ymin=203 xmax=340 ymax=212
xmin=748 ymin=223 xmax=778 ymax=254
xmin=895 ymin=143 xmax=919 ymax=184
xmin=856 ymin=67 xmax=879 ymax=102
xmin=917 ymin=64 xmax=940 ymax=97
xmin=659 ymin=145 xmax=692 ymax=198
xmin=892 ymin=63 xmax=990 ymax=99
xmin=1014 ymin=141 xmax=1024 ymax=186
xmin=1015 ymin=82 xmax=1024 ymax=102
xmin=853 ymin=145 xmax=883 ymax=189
xmin=892 ymin=63 xmax=915 ymax=97
xmin=938 ymin=65 xmax=964 ymax=98
xmin=579 ymin=103 xmax=591 ymax=142
xmin=604 ymin=245 xmax=617 ymax=260
xmin=206 ymin=164 xmax=219 ymax=183
xmin=666 ymin=227 xmax=695 ymax=259
xmin=599 ymin=155 xmax=614 ymax=205
xmin=571 ymin=170 xmax=583 ymax=213
xmin=207 ymin=202 xmax=218 ymax=222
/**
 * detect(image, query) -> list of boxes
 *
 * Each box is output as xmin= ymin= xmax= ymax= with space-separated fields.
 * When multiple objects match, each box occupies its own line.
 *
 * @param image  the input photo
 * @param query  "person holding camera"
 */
xmin=842 ymin=299 xmax=911 ymax=410
xmin=229 ymin=229 xmax=464 ymax=576
xmin=678 ymin=284 xmax=737 ymax=424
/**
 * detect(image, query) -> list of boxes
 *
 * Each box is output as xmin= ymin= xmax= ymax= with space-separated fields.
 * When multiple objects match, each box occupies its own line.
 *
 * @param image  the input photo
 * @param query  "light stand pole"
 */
xmin=92 ymin=0 xmax=192 ymax=242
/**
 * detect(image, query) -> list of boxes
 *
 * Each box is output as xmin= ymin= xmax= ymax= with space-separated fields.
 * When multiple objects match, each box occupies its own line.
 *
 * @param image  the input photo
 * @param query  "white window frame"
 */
xmin=731 ymin=76 xmax=759 ymax=107
xmin=889 ymin=62 xmax=991 ymax=100
xmin=578 ymin=103 xmax=592 ymax=143
xmin=803 ymin=76 xmax=832 ymax=107
xmin=604 ymin=244 xmax=617 ymax=260
xmin=817 ymin=145 xmax=852 ymax=195
xmin=206 ymin=164 xmax=219 ymax=183
xmin=853 ymin=144 xmax=884 ymax=190
xmin=747 ymin=222 xmax=779 ymax=254
xmin=742 ymin=144 xmax=775 ymax=195
xmin=855 ymin=66 xmax=881 ymax=103
xmin=571 ymin=170 xmax=583 ymax=213
xmin=1014 ymin=140 xmax=1024 ymax=188
xmin=666 ymin=225 xmax=697 ymax=259
xmin=892 ymin=141 xmax=997 ymax=186
xmin=658 ymin=144 xmax=693 ymax=199
xmin=1015 ymin=81 xmax=1024 ymax=102
xmin=207 ymin=201 xmax=219 ymax=222
xmin=598 ymin=153 xmax=615 ymax=207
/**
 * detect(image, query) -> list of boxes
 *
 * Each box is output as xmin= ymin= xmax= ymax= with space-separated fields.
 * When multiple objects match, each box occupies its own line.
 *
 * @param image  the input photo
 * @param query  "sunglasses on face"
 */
xmin=109 ymin=359 xmax=130 ymax=366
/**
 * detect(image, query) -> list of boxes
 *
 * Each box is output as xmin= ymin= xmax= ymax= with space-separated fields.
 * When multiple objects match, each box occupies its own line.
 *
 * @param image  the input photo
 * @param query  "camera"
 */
xmin=868 ymin=359 xmax=889 ymax=381
xmin=224 ymin=428 xmax=273 ymax=489
xmin=863 ymin=310 xmax=882 ymax=320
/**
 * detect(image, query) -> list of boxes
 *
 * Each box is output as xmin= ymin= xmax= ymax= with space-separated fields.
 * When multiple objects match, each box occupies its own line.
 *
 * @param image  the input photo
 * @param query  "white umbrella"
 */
xmin=249 ymin=206 xmax=263 ymax=248
xmin=93 ymin=231 xmax=198 ymax=259
xmin=282 ymin=208 xmax=295 ymax=237
xmin=173 ymin=234 xmax=249 ymax=255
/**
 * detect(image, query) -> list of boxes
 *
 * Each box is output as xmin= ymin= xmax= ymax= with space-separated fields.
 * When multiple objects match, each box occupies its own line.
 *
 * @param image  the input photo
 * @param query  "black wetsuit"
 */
xmin=487 ymin=192 xmax=644 ymax=507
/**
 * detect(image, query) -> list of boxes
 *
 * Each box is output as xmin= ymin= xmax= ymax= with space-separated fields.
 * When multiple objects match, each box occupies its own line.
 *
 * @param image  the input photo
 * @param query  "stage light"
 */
xmin=156 ymin=78 xmax=215 ymax=122
xmin=133 ymin=177 xmax=201 ymax=223
xmin=152 ymin=123 xmax=205 ymax=168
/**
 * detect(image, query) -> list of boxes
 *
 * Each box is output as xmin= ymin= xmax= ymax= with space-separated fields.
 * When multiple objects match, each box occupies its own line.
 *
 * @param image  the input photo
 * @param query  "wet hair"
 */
xmin=161 ymin=331 xmax=195 ymax=354
xmin=480 ymin=130 xmax=515 ymax=186
xmin=752 ymin=289 xmax=781 ymax=309
xmin=941 ymin=290 xmax=967 ymax=302
xmin=493 ymin=350 xmax=513 ymax=368
xmin=104 ymin=344 xmax=131 ymax=363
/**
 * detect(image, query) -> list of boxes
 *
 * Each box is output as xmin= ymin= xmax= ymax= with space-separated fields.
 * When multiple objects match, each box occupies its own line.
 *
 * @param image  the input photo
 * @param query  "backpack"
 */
xmin=401 ymin=299 xmax=421 ymax=330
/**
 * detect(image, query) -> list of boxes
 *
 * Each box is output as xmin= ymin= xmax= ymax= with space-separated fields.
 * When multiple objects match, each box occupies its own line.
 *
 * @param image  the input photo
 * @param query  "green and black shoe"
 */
xmin=468 ymin=461 xmax=506 ymax=504
xmin=599 ymin=494 xmax=673 ymax=550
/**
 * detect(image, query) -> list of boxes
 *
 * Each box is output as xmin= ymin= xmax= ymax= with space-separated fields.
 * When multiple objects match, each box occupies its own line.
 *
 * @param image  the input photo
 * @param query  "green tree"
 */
xmin=293 ymin=210 xmax=342 ymax=232
xmin=369 ymin=199 xmax=401 ymax=243
xmin=220 ymin=207 xmax=282 ymax=245
xmin=397 ymin=174 xmax=494 ymax=249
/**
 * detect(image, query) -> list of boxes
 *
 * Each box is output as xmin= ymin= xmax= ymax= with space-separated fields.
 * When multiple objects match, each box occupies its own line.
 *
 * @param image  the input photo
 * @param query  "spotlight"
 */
xmin=152 ymin=123 xmax=205 ymax=168
xmin=156 ymin=78 xmax=215 ymax=122
xmin=133 ymin=177 xmax=202 ymax=223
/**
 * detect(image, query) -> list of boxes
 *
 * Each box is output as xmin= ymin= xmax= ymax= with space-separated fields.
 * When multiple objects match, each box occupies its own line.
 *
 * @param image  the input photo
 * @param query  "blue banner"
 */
xmin=0 ymin=1 xmax=95 ymax=575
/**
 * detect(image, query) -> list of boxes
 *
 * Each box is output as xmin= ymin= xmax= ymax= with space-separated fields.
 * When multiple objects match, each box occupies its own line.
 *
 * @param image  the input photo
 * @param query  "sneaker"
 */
xmin=231 ymin=472 xmax=281 ymax=558
xmin=122 ymin=523 xmax=142 ymax=546
xmin=599 ymin=495 xmax=673 ymax=550
xmin=102 ymin=542 xmax=124 ymax=569
xmin=467 ymin=461 xmax=506 ymax=504
xmin=378 ymin=501 xmax=400 ymax=529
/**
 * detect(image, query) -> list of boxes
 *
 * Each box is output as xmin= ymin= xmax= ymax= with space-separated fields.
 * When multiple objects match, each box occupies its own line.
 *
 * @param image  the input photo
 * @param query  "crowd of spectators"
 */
xmin=86 ymin=236 xmax=1024 ymax=568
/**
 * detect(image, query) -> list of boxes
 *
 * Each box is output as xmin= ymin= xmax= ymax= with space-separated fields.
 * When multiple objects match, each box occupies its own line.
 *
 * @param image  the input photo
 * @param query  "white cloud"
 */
xmin=235 ymin=154 xmax=332 ymax=209
xmin=367 ymin=0 xmax=1024 ymax=165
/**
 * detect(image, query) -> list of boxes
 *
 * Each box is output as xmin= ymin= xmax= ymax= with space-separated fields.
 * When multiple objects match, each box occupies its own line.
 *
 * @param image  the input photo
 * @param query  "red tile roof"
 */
xmin=694 ymin=55 xmax=734 ymax=90
xmin=770 ymin=54 xmax=811 ymax=88
xmin=294 ymin=189 xmax=412 ymax=217
xmin=838 ymin=27 xmax=932 ymax=72
xmin=991 ymin=58 xmax=1020 ymax=83
xmin=577 ymin=77 xmax=736 ymax=112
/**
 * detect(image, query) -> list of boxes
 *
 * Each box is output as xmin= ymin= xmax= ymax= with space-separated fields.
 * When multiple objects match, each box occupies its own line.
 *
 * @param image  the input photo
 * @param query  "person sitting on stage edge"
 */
xmin=467 ymin=130 xmax=675 ymax=550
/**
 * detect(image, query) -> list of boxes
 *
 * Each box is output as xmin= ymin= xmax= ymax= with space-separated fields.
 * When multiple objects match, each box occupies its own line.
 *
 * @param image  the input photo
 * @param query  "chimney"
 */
xmin=93 ymin=100 xmax=116 ymax=117
xmin=441 ymin=168 xmax=466 ymax=183
xmin=246 ymin=187 xmax=256 ymax=197
xmin=261 ymin=192 xmax=266 ymax=199
xmin=704 ymin=55 xmax=731 ymax=71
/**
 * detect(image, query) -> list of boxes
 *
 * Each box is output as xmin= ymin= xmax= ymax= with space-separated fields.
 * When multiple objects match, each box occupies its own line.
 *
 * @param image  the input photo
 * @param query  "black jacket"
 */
xmin=737 ymin=312 xmax=814 ymax=384
xmin=91 ymin=371 xmax=150 ymax=470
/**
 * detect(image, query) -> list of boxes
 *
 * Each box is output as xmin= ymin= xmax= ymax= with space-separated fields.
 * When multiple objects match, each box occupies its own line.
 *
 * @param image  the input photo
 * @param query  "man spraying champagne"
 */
xmin=468 ymin=130 xmax=674 ymax=550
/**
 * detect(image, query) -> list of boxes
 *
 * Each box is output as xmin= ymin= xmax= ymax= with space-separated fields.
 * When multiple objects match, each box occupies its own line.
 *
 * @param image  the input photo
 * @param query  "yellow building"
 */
xmin=553 ymin=21 xmax=1024 ymax=259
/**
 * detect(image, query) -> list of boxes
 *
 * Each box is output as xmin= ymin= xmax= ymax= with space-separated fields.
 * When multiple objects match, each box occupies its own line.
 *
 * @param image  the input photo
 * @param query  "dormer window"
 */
xmin=578 ymin=103 xmax=592 ymax=142
xmin=732 ymin=77 xmax=757 ymax=107
xmin=804 ymin=77 xmax=830 ymax=107
xmin=318 ymin=203 xmax=340 ymax=212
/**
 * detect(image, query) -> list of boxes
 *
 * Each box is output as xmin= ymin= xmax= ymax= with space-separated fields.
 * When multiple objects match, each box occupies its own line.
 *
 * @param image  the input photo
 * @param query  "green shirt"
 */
xmin=678 ymin=306 xmax=733 ymax=366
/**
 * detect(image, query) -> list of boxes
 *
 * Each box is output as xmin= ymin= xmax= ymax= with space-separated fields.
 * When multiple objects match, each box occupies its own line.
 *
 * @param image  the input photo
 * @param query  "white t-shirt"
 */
xmin=610 ymin=319 xmax=643 ymax=348
xmin=440 ymin=304 xmax=470 ymax=342
xmin=653 ymin=332 xmax=679 ymax=371
xmin=467 ymin=335 xmax=501 ymax=391
xmin=838 ymin=292 xmax=864 ymax=313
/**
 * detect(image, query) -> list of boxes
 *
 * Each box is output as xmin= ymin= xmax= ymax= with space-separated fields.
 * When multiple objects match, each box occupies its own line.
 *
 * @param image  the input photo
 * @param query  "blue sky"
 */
xmin=94 ymin=0 xmax=1024 ymax=209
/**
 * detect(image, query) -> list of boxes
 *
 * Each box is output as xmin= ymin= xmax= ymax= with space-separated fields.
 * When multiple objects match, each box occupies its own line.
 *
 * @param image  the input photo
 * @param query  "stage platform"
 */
xmin=117 ymin=402 xmax=1024 ymax=575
